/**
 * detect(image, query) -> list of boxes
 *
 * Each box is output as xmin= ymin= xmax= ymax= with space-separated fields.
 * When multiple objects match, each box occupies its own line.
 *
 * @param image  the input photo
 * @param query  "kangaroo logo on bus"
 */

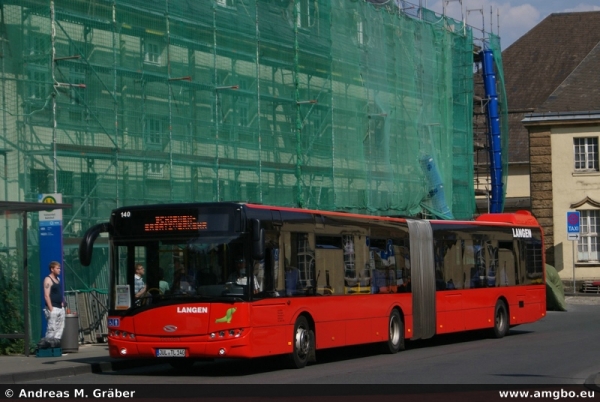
xmin=177 ymin=306 xmax=208 ymax=314
xmin=512 ymin=228 xmax=532 ymax=238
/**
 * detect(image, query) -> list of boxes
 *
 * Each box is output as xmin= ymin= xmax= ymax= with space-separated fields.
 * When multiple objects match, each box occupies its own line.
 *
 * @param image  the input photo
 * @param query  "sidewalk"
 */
xmin=0 ymin=343 xmax=164 ymax=384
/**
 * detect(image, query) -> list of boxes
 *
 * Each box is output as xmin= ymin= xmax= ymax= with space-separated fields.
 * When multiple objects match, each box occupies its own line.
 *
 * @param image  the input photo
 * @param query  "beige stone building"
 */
xmin=501 ymin=11 xmax=600 ymax=284
xmin=525 ymin=115 xmax=600 ymax=282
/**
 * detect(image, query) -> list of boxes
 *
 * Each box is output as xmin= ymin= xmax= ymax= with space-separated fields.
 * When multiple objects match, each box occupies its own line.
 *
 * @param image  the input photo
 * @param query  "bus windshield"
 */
xmin=112 ymin=233 xmax=259 ymax=310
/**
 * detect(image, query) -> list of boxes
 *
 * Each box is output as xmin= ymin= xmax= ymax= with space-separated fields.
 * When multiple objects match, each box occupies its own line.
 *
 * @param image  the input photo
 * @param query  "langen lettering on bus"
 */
xmin=512 ymin=228 xmax=532 ymax=238
xmin=177 ymin=306 xmax=208 ymax=314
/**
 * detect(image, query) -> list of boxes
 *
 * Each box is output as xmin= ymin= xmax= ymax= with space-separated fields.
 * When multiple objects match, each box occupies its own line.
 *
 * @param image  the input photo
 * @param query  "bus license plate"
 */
xmin=156 ymin=349 xmax=186 ymax=357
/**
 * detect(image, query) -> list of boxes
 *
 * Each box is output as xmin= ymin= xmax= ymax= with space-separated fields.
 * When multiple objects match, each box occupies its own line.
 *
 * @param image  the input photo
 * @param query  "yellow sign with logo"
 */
xmin=38 ymin=193 xmax=63 ymax=221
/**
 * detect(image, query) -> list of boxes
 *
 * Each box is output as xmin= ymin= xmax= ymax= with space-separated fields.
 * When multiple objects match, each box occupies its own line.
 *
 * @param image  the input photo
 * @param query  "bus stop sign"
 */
xmin=567 ymin=211 xmax=580 ymax=241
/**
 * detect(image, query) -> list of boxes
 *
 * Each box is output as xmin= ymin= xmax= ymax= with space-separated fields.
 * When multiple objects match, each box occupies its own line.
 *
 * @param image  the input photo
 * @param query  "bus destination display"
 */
xmin=144 ymin=215 xmax=207 ymax=232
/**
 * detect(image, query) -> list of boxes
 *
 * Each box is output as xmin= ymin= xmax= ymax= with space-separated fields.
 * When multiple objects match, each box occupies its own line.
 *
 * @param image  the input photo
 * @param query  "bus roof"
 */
xmin=474 ymin=210 xmax=539 ymax=226
xmin=246 ymin=204 xmax=540 ymax=227
xmin=110 ymin=203 xmax=540 ymax=229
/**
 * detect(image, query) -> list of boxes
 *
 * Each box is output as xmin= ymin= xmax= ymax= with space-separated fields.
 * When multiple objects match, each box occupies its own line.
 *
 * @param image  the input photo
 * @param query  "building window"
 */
xmin=237 ymin=79 xmax=249 ymax=127
xmin=69 ymin=110 xmax=82 ymax=122
xmin=144 ymin=40 xmax=162 ymax=65
xmin=357 ymin=20 xmax=364 ymax=46
xmin=29 ymin=33 xmax=47 ymax=56
xmin=146 ymin=118 xmax=163 ymax=146
xmin=147 ymin=162 xmax=164 ymax=177
xmin=27 ymin=67 xmax=49 ymax=99
xmin=574 ymin=137 xmax=598 ymax=172
xmin=69 ymin=71 xmax=85 ymax=105
xmin=578 ymin=210 xmax=600 ymax=262
xmin=30 ymin=169 xmax=49 ymax=194
xmin=238 ymin=105 xmax=248 ymax=127
xmin=216 ymin=0 xmax=234 ymax=7
xmin=296 ymin=0 xmax=315 ymax=29
xmin=309 ymin=109 xmax=321 ymax=138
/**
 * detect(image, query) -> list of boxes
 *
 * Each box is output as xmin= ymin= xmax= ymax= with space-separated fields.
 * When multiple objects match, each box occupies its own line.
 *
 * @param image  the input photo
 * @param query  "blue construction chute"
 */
xmin=480 ymin=49 xmax=504 ymax=213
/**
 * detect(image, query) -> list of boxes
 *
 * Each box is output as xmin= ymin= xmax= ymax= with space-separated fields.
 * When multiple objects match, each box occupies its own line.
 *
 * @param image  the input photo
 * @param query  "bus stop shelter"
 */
xmin=0 ymin=201 xmax=72 ymax=356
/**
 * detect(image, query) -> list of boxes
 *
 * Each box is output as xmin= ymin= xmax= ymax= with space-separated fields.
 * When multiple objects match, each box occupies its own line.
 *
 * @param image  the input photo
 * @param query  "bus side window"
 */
xmin=434 ymin=235 xmax=461 ymax=291
xmin=462 ymin=239 xmax=474 ymax=289
xmin=254 ymin=259 xmax=264 ymax=293
xmin=279 ymin=231 xmax=316 ymax=296
xmin=471 ymin=237 xmax=487 ymax=288
xmin=524 ymin=236 xmax=544 ymax=284
xmin=444 ymin=239 xmax=462 ymax=289
xmin=293 ymin=232 xmax=315 ymax=295
xmin=497 ymin=248 xmax=515 ymax=286
xmin=396 ymin=245 xmax=411 ymax=292
xmin=259 ymin=231 xmax=280 ymax=297
xmin=261 ymin=248 xmax=273 ymax=293
xmin=485 ymin=240 xmax=498 ymax=287
xmin=514 ymin=239 xmax=524 ymax=285
xmin=314 ymin=235 xmax=344 ymax=296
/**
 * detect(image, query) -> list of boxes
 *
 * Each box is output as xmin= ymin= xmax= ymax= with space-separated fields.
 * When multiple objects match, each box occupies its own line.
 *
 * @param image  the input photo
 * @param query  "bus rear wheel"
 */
xmin=492 ymin=300 xmax=509 ymax=338
xmin=382 ymin=309 xmax=404 ymax=354
xmin=287 ymin=316 xmax=312 ymax=369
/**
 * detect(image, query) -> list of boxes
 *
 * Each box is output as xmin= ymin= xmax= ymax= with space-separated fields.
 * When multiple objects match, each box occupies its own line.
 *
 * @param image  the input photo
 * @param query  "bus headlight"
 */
xmin=210 ymin=329 xmax=243 ymax=339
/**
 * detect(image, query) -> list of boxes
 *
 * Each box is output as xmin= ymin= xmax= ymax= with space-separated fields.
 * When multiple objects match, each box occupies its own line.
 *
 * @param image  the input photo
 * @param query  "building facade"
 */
xmin=525 ymin=113 xmax=600 ymax=283
xmin=502 ymin=11 xmax=600 ymax=285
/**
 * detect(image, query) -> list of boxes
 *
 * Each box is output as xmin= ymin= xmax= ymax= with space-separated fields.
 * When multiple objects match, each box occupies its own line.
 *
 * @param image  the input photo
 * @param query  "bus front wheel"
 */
xmin=492 ymin=300 xmax=509 ymax=338
xmin=382 ymin=309 xmax=404 ymax=354
xmin=288 ymin=316 xmax=312 ymax=369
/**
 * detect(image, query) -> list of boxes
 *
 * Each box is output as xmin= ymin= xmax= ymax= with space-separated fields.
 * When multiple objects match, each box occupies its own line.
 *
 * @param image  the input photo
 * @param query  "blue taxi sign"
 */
xmin=567 ymin=211 xmax=580 ymax=241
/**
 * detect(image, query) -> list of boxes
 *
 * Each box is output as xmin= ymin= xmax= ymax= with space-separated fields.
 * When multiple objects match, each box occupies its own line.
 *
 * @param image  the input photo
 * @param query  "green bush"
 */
xmin=0 ymin=252 xmax=26 ymax=355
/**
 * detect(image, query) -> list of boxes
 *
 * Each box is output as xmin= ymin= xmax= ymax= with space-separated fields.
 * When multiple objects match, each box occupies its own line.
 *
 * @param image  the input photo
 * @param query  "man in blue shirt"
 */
xmin=134 ymin=263 xmax=146 ymax=298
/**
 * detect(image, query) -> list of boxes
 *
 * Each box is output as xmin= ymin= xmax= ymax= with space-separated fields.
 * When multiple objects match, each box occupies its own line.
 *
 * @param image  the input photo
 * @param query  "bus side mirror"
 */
xmin=79 ymin=222 xmax=112 ymax=266
xmin=252 ymin=219 xmax=264 ymax=261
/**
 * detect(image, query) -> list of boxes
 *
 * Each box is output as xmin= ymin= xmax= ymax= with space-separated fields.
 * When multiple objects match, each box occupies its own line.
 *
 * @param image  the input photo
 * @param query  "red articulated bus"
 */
xmin=79 ymin=203 xmax=546 ymax=369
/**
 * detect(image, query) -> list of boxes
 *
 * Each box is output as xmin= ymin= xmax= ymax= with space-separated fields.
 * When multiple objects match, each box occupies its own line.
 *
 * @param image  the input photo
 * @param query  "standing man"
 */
xmin=134 ymin=263 xmax=146 ymax=298
xmin=43 ymin=261 xmax=65 ymax=341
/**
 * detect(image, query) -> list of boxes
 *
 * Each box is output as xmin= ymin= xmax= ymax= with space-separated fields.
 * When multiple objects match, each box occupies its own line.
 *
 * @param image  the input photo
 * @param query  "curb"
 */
xmin=0 ymin=359 xmax=165 ymax=384
xmin=585 ymin=372 xmax=600 ymax=392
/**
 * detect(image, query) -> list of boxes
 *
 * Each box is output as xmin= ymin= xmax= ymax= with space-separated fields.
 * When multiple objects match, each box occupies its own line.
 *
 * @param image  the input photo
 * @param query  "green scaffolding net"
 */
xmin=0 ymin=0 xmax=508 ymax=347
xmin=2 ymin=0 xmax=476 ymax=220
